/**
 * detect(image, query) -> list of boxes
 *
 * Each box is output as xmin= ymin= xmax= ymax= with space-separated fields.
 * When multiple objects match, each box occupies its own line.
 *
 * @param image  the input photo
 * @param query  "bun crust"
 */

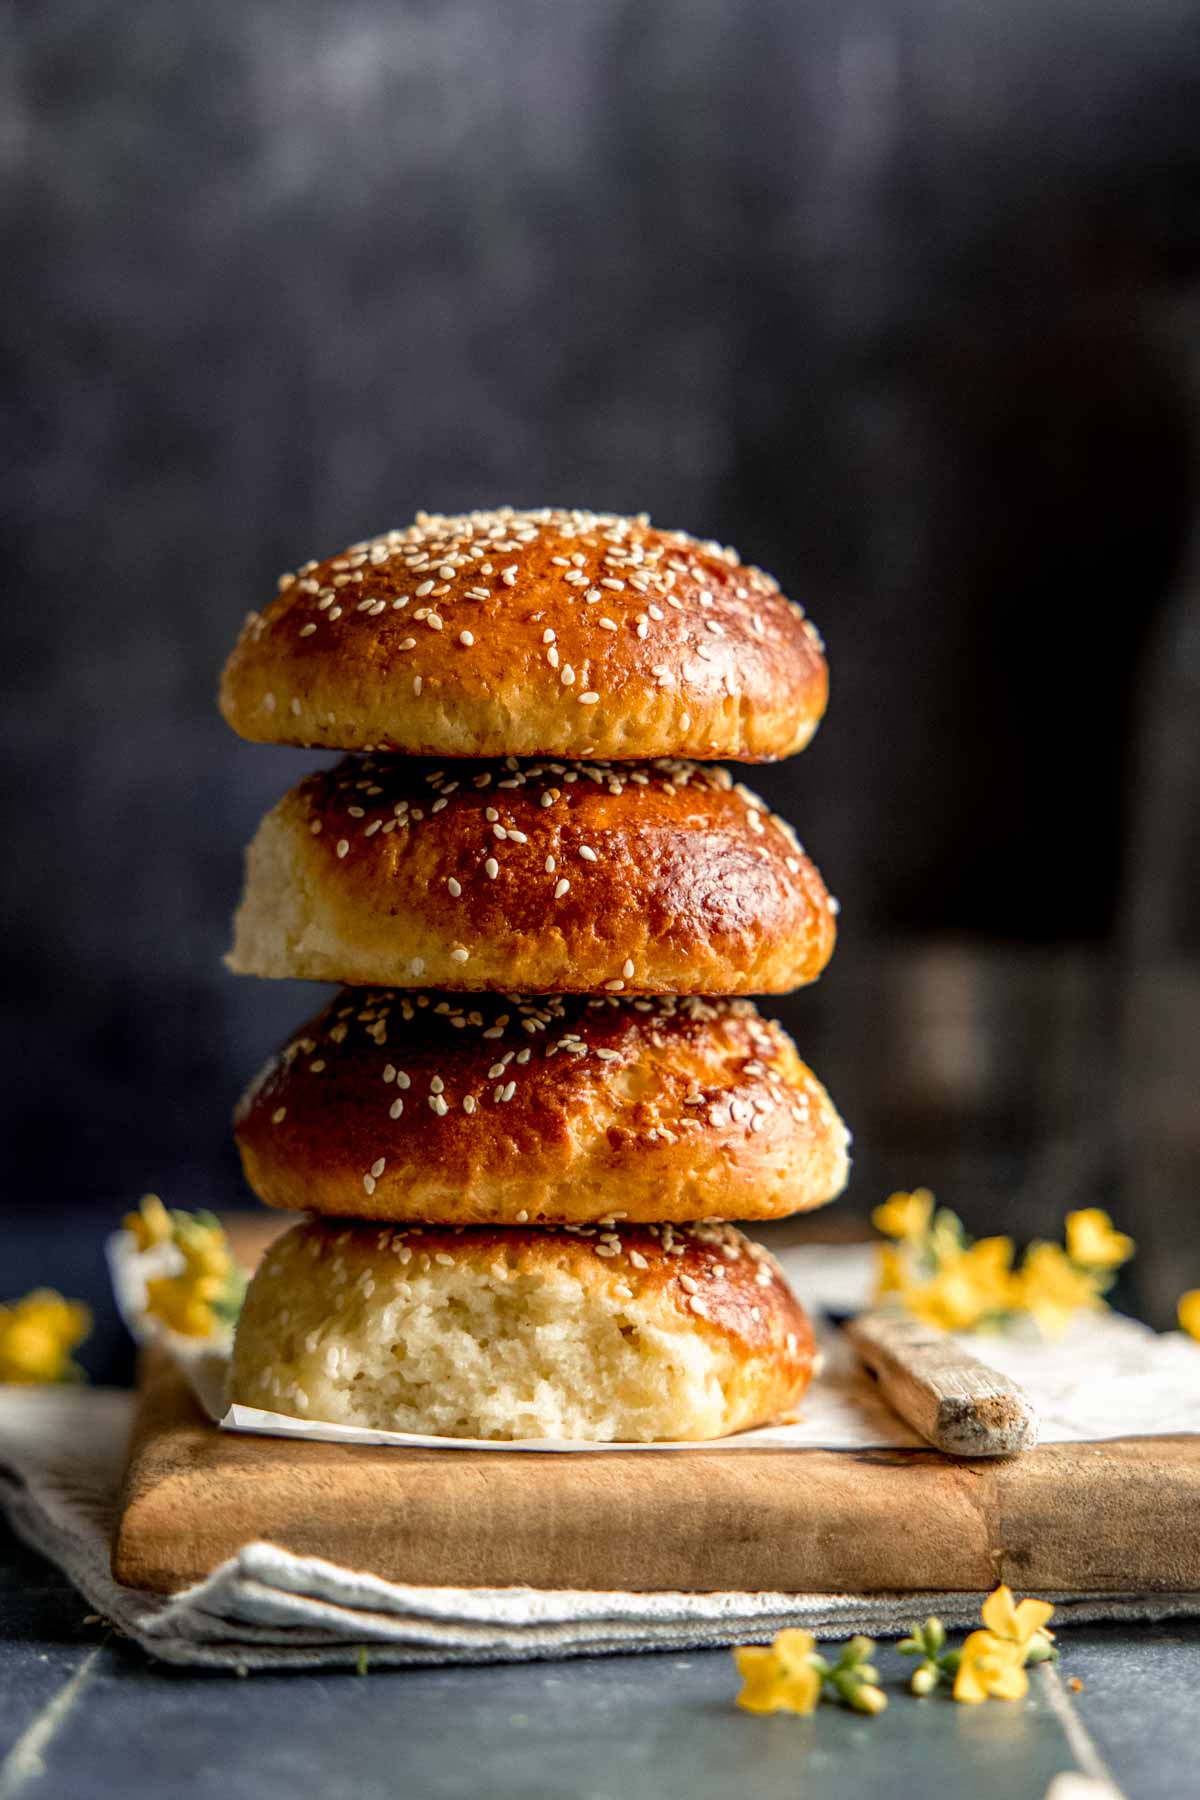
xmin=234 ymin=990 xmax=850 ymax=1226
xmin=228 ymin=756 xmax=836 ymax=995
xmin=229 ymin=1216 xmax=817 ymax=1441
xmin=219 ymin=508 xmax=827 ymax=762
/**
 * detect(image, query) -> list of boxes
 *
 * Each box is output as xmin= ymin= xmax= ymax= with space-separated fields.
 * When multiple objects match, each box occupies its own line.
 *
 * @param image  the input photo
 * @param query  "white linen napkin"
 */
xmin=3 ymin=1385 xmax=1199 ymax=1672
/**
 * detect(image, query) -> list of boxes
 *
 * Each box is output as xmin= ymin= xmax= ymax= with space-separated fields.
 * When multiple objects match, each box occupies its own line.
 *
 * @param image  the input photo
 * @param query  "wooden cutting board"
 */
xmin=112 ymin=1347 xmax=1200 ymax=1597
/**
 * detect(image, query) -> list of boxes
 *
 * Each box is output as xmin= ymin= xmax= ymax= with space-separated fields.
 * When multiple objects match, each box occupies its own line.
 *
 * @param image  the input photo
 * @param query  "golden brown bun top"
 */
xmin=234 ymin=986 xmax=850 ymax=1225
xmin=219 ymin=507 xmax=827 ymax=761
xmin=233 ymin=753 xmax=835 ymax=994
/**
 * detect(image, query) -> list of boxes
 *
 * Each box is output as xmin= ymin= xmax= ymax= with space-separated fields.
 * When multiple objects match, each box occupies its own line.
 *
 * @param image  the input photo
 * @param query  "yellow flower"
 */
xmin=981 ymin=1584 xmax=1055 ymax=1655
xmin=123 ymin=1193 xmax=173 ymax=1252
xmin=0 ymin=1291 xmax=92 ymax=1384
xmin=734 ymin=1629 xmax=822 ymax=1715
xmin=1065 ymin=1210 xmax=1134 ymax=1271
xmin=140 ymin=1211 xmax=238 ymax=1339
xmin=143 ymin=1277 xmax=222 ymax=1338
xmin=1015 ymin=1242 xmax=1104 ymax=1335
xmin=904 ymin=1238 xmax=1016 ymax=1332
xmin=872 ymin=1188 xmax=934 ymax=1242
xmin=953 ymin=1630 xmax=1029 ymax=1704
xmin=1178 ymin=1291 xmax=1200 ymax=1342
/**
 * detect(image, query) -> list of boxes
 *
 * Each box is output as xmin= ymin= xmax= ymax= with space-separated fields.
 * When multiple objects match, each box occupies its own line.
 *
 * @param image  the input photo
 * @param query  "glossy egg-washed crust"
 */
xmin=228 ymin=755 xmax=837 ymax=994
xmin=235 ymin=990 xmax=850 ymax=1226
xmin=218 ymin=508 xmax=828 ymax=762
xmin=234 ymin=1217 xmax=818 ymax=1437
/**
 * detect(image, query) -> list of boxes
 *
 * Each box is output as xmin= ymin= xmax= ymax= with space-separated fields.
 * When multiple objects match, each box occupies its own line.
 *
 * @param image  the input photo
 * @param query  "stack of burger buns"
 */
xmin=219 ymin=507 xmax=848 ymax=1442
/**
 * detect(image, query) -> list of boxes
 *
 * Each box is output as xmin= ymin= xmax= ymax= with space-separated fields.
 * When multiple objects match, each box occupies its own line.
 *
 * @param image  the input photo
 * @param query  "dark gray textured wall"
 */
xmin=4 ymin=0 xmax=1200 ymax=1364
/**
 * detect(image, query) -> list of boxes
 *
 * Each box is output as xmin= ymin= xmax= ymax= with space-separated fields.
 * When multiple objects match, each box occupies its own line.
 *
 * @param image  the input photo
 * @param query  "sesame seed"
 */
xmin=336 ymin=839 xmax=350 ymax=859
xmin=502 ymin=565 xmax=518 ymax=585
xmin=484 ymin=857 xmax=499 ymax=879
xmin=545 ymin=855 xmax=556 ymax=873
xmin=271 ymin=1106 xmax=287 ymax=1124
xmin=542 ymin=628 xmax=556 ymax=644
xmin=447 ymin=877 xmax=462 ymax=897
xmin=426 ymin=614 xmax=443 ymax=631
xmin=371 ymin=1157 xmax=386 ymax=1178
xmin=415 ymin=579 xmax=434 ymax=596
xmin=459 ymin=630 xmax=474 ymax=646
xmin=413 ymin=676 xmax=423 ymax=695
xmin=622 ymin=958 xmax=635 ymax=978
xmin=429 ymin=1094 xmax=449 ymax=1116
xmin=578 ymin=692 xmax=599 ymax=705
xmin=554 ymin=878 xmax=570 ymax=899
xmin=560 ymin=665 xmax=576 ymax=686
xmin=578 ymin=845 xmax=598 ymax=862
xmin=363 ymin=1174 xmax=376 ymax=1196
xmin=299 ymin=622 xmax=317 ymax=637
xmin=598 ymin=617 xmax=618 ymax=631
xmin=450 ymin=947 xmax=470 ymax=963
xmin=389 ymin=1098 xmax=404 ymax=1119
xmin=463 ymin=1095 xmax=477 ymax=1114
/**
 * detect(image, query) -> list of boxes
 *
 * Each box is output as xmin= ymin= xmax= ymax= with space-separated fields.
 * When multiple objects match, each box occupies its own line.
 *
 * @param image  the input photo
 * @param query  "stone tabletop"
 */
xmin=2 ymin=1526 xmax=1198 ymax=1800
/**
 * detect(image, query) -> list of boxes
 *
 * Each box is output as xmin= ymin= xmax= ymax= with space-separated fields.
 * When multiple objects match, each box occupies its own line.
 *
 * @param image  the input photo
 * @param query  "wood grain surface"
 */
xmin=112 ymin=1350 xmax=1200 ymax=1598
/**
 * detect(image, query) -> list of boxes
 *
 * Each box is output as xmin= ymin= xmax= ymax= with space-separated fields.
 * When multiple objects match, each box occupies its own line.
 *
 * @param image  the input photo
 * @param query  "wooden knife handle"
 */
xmin=845 ymin=1308 xmax=1039 ymax=1457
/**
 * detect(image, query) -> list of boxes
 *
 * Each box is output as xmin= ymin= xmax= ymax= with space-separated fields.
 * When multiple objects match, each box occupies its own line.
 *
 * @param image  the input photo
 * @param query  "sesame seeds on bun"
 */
xmin=228 ymin=755 xmax=837 ymax=994
xmin=233 ymin=989 xmax=851 ymax=1227
xmin=219 ymin=508 xmax=827 ymax=763
xmin=229 ymin=1216 xmax=818 ymax=1441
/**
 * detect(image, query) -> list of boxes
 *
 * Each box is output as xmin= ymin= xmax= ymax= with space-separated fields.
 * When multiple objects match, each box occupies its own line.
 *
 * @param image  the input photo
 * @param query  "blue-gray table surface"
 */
xmin=2 ymin=1526 xmax=1196 ymax=1799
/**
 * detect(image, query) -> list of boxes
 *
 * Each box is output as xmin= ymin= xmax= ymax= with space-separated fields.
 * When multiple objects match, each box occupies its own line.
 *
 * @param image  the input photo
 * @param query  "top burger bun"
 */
xmin=219 ymin=507 xmax=827 ymax=762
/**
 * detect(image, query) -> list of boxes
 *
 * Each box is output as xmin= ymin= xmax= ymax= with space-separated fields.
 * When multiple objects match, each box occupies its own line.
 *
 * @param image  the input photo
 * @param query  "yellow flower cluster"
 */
xmin=734 ymin=1586 xmax=1057 ymax=1717
xmin=872 ymin=1194 xmax=1135 ymax=1336
xmin=122 ymin=1195 xmax=246 ymax=1339
xmin=0 ymin=1290 xmax=91 ymax=1384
